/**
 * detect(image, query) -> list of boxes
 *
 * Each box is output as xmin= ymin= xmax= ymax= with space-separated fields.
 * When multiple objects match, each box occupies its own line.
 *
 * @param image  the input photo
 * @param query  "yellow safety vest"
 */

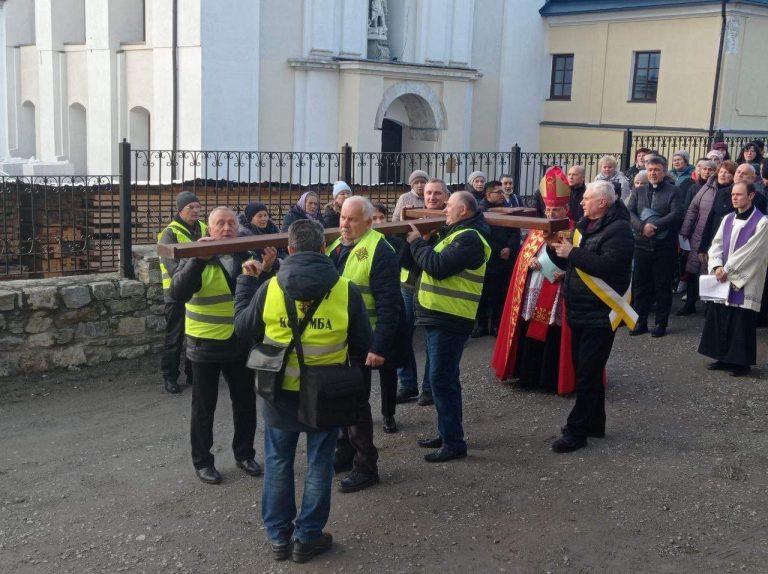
xmin=158 ymin=220 xmax=207 ymax=293
xmin=417 ymin=228 xmax=491 ymax=320
xmin=184 ymin=263 xmax=234 ymax=341
xmin=262 ymin=276 xmax=350 ymax=391
xmin=326 ymin=228 xmax=392 ymax=329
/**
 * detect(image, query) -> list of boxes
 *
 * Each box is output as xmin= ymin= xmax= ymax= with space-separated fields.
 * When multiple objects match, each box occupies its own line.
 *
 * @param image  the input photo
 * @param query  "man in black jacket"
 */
xmin=548 ymin=181 xmax=634 ymax=453
xmin=406 ymin=189 xmax=491 ymax=462
xmin=170 ymin=207 xmax=266 ymax=484
xmin=233 ymin=219 xmax=371 ymax=563
xmin=626 ymin=155 xmax=684 ymax=337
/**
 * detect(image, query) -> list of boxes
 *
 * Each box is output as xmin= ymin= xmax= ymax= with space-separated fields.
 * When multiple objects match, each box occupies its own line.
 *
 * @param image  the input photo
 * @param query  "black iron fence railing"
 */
xmin=2 ymin=130 xmax=767 ymax=280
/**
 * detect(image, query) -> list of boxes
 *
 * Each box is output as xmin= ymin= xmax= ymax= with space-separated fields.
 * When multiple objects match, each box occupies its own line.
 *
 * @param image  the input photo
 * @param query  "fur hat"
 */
xmin=332 ymin=181 xmax=351 ymax=199
xmin=176 ymin=191 xmax=200 ymax=212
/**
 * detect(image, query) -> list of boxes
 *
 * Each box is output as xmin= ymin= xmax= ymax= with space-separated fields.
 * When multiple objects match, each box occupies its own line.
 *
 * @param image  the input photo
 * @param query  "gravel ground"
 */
xmin=1 ymin=306 xmax=767 ymax=573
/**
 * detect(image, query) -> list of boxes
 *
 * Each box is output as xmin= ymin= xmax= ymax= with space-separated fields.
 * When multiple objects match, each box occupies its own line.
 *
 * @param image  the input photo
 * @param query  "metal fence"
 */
xmin=2 ymin=131 xmax=767 ymax=280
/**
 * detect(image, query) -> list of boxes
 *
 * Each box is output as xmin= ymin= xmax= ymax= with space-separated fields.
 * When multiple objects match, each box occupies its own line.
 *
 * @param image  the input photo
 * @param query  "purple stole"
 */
xmin=722 ymin=208 xmax=764 ymax=305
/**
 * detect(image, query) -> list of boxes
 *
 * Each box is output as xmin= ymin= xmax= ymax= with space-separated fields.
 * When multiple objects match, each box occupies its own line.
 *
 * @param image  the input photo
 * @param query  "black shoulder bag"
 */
xmin=283 ymin=290 xmax=367 ymax=430
xmin=246 ymin=293 xmax=325 ymax=405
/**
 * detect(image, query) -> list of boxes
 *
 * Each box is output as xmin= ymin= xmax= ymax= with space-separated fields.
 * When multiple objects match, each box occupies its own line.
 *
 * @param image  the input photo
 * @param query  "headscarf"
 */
xmin=296 ymin=191 xmax=320 ymax=220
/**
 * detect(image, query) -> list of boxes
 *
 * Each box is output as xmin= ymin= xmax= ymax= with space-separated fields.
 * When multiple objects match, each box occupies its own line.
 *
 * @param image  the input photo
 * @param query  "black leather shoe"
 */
xmin=395 ymin=388 xmax=418 ymax=403
xmin=196 ymin=466 xmax=222 ymax=484
xmin=651 ymin=324 xmax=667 ymax=338
xmin=629 ymin=323 xmax=648 ymax=336
xmin=270 ymin=540 xmax=292 ymax=561
xmin=417 ymin=392 xmax=434 ymax=406
xmin=561 ymin=425 xmax=604 ymax=439
xmin=676 ymin=305 xmax=696 ymax=316
xmin=333 ymin=456 xmax=353 ymax=474
xmin=339 ymin=470 xmax=379 ymax=493
xmin=470 ymin=327 xmax=489 ymax=338
xmin=552 ymin=434 xmax=587 ymax=453
xmin=730 ymin=365 xmax=751 ymax=377
xmin=164 ymin=378 xmax=181 ymax=394
xmin=707 ymin=360 xmax=731 ymax=371
xmin=424 ymin=446 xmax=467 ymax=462
xmin=292 ymin=532 xmax=333 ymax=564
xmin=236 ymin=459 xmax=262 ymax=477
xmin=417 ymin=436 xmax=443 ymax=449
xmin=382 ymin=415 xmax=397 ymax=434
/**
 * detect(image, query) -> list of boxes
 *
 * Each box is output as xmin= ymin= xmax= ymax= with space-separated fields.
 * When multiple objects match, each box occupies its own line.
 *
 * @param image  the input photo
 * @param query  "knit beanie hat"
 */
xmin=408 ymin=170 xmax=429 ymax=186
xmin=333 ymin=181 xmax=352 ymax=199
xmin=468 ymin=171 xmax=487 ymax=185
xmin=672 ymin=150 xmax=690 ymax=165
xmin=176 ymin=191 xmax=200 ymax=212
xmin=244 ymin=202 xmax=268 ymax=222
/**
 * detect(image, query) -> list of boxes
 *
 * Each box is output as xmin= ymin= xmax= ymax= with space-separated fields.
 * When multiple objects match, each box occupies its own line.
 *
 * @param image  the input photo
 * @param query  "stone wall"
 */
xmin=0 ymin=247 xmax=165 ymax=378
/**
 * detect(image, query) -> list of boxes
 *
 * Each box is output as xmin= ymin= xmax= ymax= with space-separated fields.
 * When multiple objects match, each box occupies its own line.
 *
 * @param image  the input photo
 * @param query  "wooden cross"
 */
xmin=156 ymin=209 xmax=569 ymax=259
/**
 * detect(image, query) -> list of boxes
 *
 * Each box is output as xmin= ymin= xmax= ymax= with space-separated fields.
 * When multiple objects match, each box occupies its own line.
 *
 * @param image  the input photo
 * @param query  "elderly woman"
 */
xmin=736 ymin=141 xmax=763 ymax=172
xmin=626 ymin=147 xmax=651 ymax=189
xmin=280 ymin=191 xmax=322 ymax=232
xmin=633 ymin=170 xmax=649 ymax=191
xmin=466 ymin=170 xmax=487 ymax=203
xmin=698 ymin=160 xmax=737 ymax=259
xmin=238 ymin=202 xmax=287 ymax=263
xmin=685 ymin=159 xmax=717 ymax=207
xmin=670 ymin=150 xmax=694 ymax=187
xmin=677 ymin=160 xmax=720 ymax=316
xmin=322 ymin=181 xmax=351 ymax=228
xmin=594 ymin=155 xmax=630 ymax=201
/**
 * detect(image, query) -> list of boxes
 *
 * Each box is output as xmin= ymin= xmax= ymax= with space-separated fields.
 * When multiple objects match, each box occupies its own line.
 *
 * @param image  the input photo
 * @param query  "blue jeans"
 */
xmin=397 ymin=288 xmax=431 ymax=394
xmin=262 ymin=424 xmax=337 ymax=544
xmin=424 ymin=327 xmax=468 ymax=452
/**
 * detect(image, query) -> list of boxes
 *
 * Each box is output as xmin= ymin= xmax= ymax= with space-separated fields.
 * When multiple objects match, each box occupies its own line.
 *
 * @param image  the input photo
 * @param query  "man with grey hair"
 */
xmin=234 ymin=218 xmax=371 ymax=563
xmin=405 ymin=189 xmax=491 ymax=462
xmin=171 ymin=206 xmax=267 ymax=484
xmin=546 ymin=180 xmax=634 ymax=452
xmin=326 ymin=195 xmax=404 ymax=492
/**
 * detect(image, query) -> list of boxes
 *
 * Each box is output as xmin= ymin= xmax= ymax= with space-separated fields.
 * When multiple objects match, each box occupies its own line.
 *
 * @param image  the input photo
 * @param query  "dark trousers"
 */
xmin=476 ymin=270 xmax=511 ymax=331
xmin=378 ymin=367 xmax=398 ymax=418
xmin=336 ymin=369 xmax=378 ymax=474
xmin=565 ymin=326 xmax=615 ymax=438
xmin=190 ymin=360 xmax=256 ymax=470
xmin=633 ymin=245 xmax=677 ymax=326
xmin=161 ymin=301 xmax=191 ymax=383
xmin=684 ymin=273 xmax=699 ymax=308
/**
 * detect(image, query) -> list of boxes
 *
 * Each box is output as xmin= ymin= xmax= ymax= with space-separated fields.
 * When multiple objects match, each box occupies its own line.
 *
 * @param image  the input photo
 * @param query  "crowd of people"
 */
xmin=156 ymin=141 xmax=768 ymax=562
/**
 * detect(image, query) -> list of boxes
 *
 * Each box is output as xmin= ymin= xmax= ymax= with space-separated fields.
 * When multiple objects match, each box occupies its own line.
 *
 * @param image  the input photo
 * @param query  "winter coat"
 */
xmin=409 ymin=211 xmax=492 ymax=335
xmin=478 ymin=198 xmax=521 ymax=274
xmin=391 ymin=190 xmax=426 ymax=222
xmin=280 ymin=205 xmax=322 ymax=232
xmin=549 ymin=201 xmax=634 ymax=330
xmin=595 ymin=171 xmax=630 ymax=202
xmin=237 ymin=213 xmax=287 ymax=263
xmin=233 ymin=251 xmax=372 ymax=431
xmin=321 ymin=204 xmax=340 ymax=229
xmin=700 ymin=184 xmax=768 ymax=254
xmin=626 ymin=179 xmax=684 ymax=252
xmin=158 ymin=216 xmax=206 ymax=303
xmin=679 ymin=176 xmax=717 ymax=274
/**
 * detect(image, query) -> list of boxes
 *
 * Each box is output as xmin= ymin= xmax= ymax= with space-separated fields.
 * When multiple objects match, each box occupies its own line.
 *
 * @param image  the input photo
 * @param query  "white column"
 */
xmin=0 ymin=2 xmax=9 ymax=158
xmin=34 ymin=0 xmax=64 ymax=161
xmin=150 ymin=0 xmax=176 ymax=151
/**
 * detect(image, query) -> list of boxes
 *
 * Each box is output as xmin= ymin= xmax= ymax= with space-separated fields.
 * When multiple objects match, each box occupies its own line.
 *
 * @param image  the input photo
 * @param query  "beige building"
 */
xmin=539 ymin=0 xmax=768 ymax=152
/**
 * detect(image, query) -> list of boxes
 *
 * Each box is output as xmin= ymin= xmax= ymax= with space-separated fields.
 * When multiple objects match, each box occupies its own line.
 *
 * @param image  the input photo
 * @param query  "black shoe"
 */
xmin=195 ymin=466 xmax=222 ymax=484
xmin=270 ymin=540 xmax=292 ymax=561
xmin=424 ymin=446 xmax=467 ymax=463
xmin=707 ymin=360 xmax=731 ymax=371
xmin=417 ymin=436 xmax=443 ymax=449
xmin=490 ymin=327 xmax=499 ymax=337
xmin=417 ymin=392 xmax=434 ymax=406
xmin=651 ymin=324 xmax=667 ymax=338
xmin=551 ymin=434 xmax=587 ymax=453
xmin=333 ymin=456 xmax=353 ymax=474
xmin=383 ymin=415 xmax=397 ymax=434
xmin=395 ymin=388 xmax=418 ymax=404
xmin=292 ymin=532 xmax=333 ymax=564
xmin=676 ymin=305 xmax=696 ymax=316
xmin=730 ymin=365 xmax=751 ymax=377
xmin=629 ymin=323 xmax=648 ymax=336
xmin=339 ymin=470 xmax=380 ymax=493
xmin=164 ymin=378 xmax=181 ymax=394
xmin=470 ymin=327 xmax=489 ymax=338
xmin=561 ymin=425 xmax=604 ymax=439
xmin=236 ymin=459 xmax=262 ymax=477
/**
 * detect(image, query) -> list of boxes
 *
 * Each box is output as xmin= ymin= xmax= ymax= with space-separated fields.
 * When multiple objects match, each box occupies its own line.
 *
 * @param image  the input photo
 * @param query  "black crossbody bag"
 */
xmin=283 ymin=290 xmax=367 ymax=430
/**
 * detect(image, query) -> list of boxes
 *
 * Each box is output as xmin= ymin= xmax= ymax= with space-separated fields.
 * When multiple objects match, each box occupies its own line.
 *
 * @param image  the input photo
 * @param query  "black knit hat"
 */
xmin=244 ymin=202 xmax=268 ymax=222
xmin=176 ymin=191 xmax=200 ymax=212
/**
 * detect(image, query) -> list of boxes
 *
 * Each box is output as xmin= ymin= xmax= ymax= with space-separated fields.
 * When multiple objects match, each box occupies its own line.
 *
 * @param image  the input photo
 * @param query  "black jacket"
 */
xmin=328 ymin=234 xmax=406 ymax=366
xmin=237 ymin=213 xmax=287 ymax=264
xmin=171 ymin=252 xmax=263 ymax=363
xmin=549 ymin=201 xmax=634 ymax=329
xmin=233 ymin=251 xmax=372 ymax=430
xmin=321 ymin=205 xmax=340 ymax=229
xmin=409 ymin=211 xmax=492 ymax=335
xmin=158 ymin=216 xmax=206 ymax=303
xmin=569 ymin=184 xmax=586 ymax=222
xmin=478 ymin=198 xmax=521 ymax=274
xmin=280 ymin=206 xmax=322 ymax=232
xmin=626 ymin=179 xmax=684 ymax=252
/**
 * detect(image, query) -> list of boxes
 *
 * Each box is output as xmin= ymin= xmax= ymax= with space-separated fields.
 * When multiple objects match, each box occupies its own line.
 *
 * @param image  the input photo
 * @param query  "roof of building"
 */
xmin=540 ymin=0 xmax=768 ymax=16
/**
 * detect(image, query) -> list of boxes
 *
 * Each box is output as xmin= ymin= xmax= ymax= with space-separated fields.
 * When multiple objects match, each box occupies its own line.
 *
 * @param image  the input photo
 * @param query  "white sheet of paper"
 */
xmin=699 ymin=274 xmax=730 ymax=302
xmin=678 ymin=235 xmax=691 ymax=251
xmin=537 ymin=248 xmax=560 ymax=283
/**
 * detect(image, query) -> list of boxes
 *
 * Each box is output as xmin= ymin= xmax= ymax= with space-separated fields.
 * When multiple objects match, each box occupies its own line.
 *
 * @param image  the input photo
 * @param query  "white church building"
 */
xmin=0 ymin=0 xmax=547 ymax=176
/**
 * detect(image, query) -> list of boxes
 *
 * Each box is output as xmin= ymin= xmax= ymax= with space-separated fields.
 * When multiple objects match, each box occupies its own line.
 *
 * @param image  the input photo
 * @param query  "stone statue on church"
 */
xmin=368 ymin=0 xmax=390 ymax=60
